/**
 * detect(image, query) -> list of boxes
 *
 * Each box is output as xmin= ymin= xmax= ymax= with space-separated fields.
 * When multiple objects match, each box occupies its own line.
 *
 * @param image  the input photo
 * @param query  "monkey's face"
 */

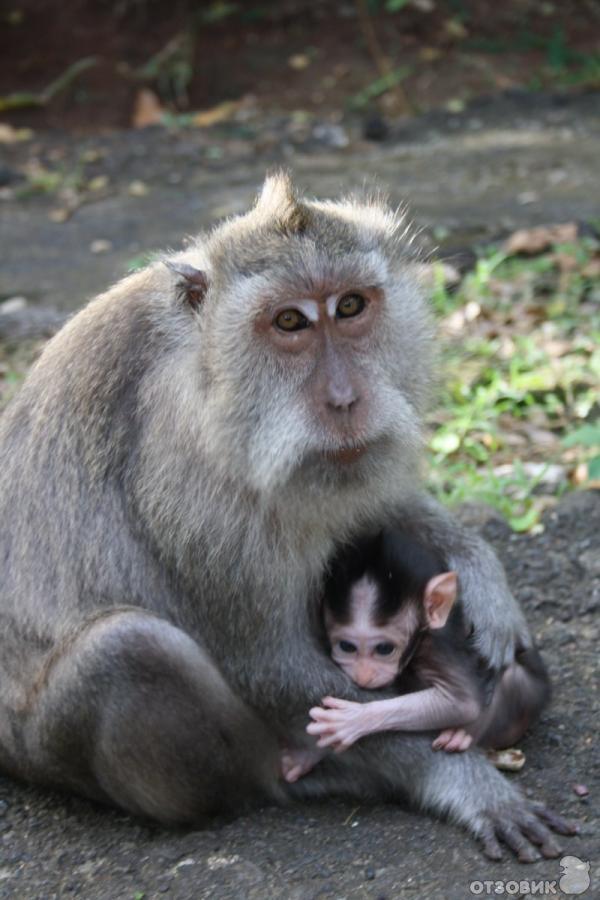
xmin=327 ymin=612 xmax=414 ymax=689
xmin=190 ymin=177 xmax=433 ymax=496
xmin=253 ymin=281 xmax=382 ymax=451
xmin=325 ymin=576 xmax=421 ymax=689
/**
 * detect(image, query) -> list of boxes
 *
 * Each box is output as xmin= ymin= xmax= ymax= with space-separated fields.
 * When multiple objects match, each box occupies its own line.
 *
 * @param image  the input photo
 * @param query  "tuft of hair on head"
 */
xmin=253 ymin=171 xmax=310 ymax=235
xmin=368 ymin=530 xmax=448 ymax=624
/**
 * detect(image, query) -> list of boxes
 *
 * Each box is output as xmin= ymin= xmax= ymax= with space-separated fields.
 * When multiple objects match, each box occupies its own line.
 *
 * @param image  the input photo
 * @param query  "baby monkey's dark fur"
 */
xmin=322 ymin=529 xmax=550 ymax=751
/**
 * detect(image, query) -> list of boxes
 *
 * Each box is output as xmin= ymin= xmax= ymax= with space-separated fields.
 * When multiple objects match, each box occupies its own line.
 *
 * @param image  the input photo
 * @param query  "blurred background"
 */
xmin=0 ymin=0 xmax=599 ymax=527
xmin=1 ymin=0 xmax=599 ymax=130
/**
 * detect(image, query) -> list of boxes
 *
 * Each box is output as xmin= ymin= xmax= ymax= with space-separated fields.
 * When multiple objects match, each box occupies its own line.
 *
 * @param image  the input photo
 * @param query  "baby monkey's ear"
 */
xmin=165 ymin=261 xmax=209 ymax=311
xmin=423 ymin=571 xmax=458 ymax=629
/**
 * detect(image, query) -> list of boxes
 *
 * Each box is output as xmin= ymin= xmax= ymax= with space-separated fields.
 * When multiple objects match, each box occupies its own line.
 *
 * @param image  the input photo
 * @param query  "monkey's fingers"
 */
xmin=532 ymin=803 xmax=579 ymax=837
xmin=495 ymin=822 xmax=542 ymax=863
xmin=477 ymin=821 xmax=504 ymax=861
xmin=283 ymin=765 xmax=304 ymax=783
xmin=315 ymin=732 xmax=344 ymax=749
xmin=307 ymin=720 xmax=339 ymax=737
xmin=518 ymin=813 xmax=565 ymax=859
xmin=476 ymin=799 xmax=577 ymax=862
xmin=439 ymin=729 xmax=472 ymax=752
xmin=321 ymin=696 xmax=355 ymax=709
xmin=432 ymin=729 xmax=454 ymax=751
xmin=308 ymin=707 xmax=344 ymax=724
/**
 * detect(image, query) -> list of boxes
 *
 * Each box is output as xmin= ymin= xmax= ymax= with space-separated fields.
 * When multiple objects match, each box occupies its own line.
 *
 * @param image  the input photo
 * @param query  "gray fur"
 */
xmin=0 ymin=174 xmax=571 ymax=856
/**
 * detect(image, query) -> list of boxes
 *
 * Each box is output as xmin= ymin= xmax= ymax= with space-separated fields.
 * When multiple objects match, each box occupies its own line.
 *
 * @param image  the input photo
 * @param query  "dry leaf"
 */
xmin=90 ymin=239 xmax=112 ymax=254
xmin=419 ymin=47 xmax=442 ymax=62
xmin=571 ymin=462 xmax=590 ymax=486
xmin=444 ymin=18 xmax=468 ymax=39
xmin=128 ymin=180 xmax=148 ymax=197
xmin=0 ymin=123 xmax=33 ymax=143
xmin=132 ymin=89 xmax=164 ymax=128
xmin=288 ymin=54 xmax=310 ymax=70
xmin=192 ymin=101 xmax=241 ymax=128
xmin=487 ymin=748 xmax=526 ymax=771
xmin=504 ymin=223 xmax=578 ymax=256
xmin=88 ymin=175 xmax=109 ymax=192
xmin=48 ymin=208 xmax=70 ymax=223
xmin=581 ymin=257 xmax=600 ymax=278
xmin=552 ymin=252 xmax=579 ymax=273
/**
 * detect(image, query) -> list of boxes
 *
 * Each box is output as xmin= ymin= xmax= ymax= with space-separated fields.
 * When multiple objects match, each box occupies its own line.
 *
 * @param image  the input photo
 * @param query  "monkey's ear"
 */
xmin=423 ymin=571 xmax=458 ymax=629
xmin=165 ymin=261 xmax=208 ymax=311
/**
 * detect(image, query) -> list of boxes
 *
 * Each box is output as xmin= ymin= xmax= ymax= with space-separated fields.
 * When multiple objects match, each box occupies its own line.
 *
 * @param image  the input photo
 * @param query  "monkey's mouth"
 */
xmin=324 ymin=444 xmax=368 ymax=464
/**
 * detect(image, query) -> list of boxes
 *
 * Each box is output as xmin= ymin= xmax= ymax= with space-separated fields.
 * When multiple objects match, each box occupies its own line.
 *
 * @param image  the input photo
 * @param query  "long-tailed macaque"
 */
xmin=284 ymin=530 xmax=549 ymax=777
xmin=0 ymin=173 xmax=575 ymax=861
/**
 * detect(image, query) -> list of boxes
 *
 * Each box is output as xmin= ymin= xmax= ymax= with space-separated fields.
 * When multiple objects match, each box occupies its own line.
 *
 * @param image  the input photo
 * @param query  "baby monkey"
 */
xmin=282 ymin=529 xmax=549 ymax=783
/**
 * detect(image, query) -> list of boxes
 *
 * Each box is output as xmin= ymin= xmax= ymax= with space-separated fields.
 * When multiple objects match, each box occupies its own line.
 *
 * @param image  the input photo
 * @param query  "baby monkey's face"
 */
xmin=325 ymin=569 xmax=457 ymax=689
xmin=325 ymin=576 xmax=421 ymax=689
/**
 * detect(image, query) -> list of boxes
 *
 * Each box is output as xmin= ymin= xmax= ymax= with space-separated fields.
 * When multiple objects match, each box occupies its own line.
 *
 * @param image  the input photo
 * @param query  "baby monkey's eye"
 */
xmin=336 ymin=293 xmax=366 ymax=319
xmin=338 ymin=640 xmax=357 ymax=654
xmin=274 ymin=309 xmax=310 ymax=332
xmin=375 ymin=642 xmax=395 ymax=656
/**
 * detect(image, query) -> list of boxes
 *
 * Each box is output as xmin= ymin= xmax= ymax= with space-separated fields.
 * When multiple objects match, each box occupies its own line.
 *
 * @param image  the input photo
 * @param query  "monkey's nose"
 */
xmin=355 ymin=669 xmax=376 ymax=688
xmin=326 ymin=382 xmax=359 ymax=413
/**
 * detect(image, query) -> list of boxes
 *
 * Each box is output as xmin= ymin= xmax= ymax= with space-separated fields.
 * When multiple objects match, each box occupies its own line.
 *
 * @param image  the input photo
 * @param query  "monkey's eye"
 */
xmin=375 ymin=642 xmax=395 ymax=656
xmin=336 ymin=293 xmax=366 ymax=319
xmin=274 ymin=309 xmax=310 ymax=332
xmin=338 ymin=640 xmax=357 ymax=654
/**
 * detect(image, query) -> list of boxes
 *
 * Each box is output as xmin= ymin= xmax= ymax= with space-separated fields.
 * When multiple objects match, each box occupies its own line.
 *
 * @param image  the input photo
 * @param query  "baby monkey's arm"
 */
xmin=307 ymin=682 xmax=482 ymax=752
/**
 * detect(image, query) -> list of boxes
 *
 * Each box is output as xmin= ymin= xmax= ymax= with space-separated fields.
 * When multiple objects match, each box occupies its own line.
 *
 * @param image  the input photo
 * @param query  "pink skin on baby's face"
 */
xmin=325 ymin=575 xmax=420 ymax=689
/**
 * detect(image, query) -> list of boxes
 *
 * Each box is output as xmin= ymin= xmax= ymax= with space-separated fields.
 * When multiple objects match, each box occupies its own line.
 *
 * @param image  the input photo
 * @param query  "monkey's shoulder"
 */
xmin=405 ymin=605 xmax=488 ymax=703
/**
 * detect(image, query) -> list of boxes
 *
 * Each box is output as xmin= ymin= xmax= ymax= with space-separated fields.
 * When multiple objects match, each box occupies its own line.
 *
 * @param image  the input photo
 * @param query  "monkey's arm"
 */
xmin=394 ymin=494 xmax=529 ymax=671
xmin=307 ymin=687 xmax=481 ymax=751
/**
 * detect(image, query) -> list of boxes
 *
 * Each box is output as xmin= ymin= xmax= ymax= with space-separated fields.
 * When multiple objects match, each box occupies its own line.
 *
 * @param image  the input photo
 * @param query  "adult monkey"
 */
xmin=0 ymin=174 xmax=574 ymax=861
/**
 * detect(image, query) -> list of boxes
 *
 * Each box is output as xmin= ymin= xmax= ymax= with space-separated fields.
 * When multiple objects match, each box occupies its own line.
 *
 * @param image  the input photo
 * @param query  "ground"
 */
xmin=0 ymin=25 xmax=599 ymax=897
xmin=0 ymin=491 xmax=598 ymax=899
xmin=2 ymin=91 xmax=600 ymax=314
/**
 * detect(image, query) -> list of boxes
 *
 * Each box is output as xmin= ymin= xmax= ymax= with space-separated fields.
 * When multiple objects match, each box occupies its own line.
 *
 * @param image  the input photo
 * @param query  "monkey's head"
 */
xmin=323 ymin=531 xmax=458 ymax=689
xmin=165 ymin=173 xmax=433 ymax=498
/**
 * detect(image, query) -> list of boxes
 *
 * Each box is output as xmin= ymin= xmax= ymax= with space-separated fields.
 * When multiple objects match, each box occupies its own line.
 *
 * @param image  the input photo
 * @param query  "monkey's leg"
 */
xmin=476 ymin=646 xmax=551 ymax=749
xmin=18 ymin=609 xmax=281 ymax=823
xmin=288 ymin=731 xmax=576 ymax=861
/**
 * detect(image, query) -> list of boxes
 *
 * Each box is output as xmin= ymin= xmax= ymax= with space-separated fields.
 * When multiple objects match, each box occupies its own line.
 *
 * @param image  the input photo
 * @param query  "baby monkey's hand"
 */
xmin=432 ymin=727 xmax=474 ymax=752
xmin=307 ymin=696 xmax=373 ymax=752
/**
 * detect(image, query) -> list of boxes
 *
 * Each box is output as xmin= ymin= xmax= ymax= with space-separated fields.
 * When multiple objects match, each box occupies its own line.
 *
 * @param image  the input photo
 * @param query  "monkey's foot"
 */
xmin=280 ymin=747 xmax=324 ymax=783
xmin=475 ymin=800 xmax=579 ymax=862
xmin=432 ymin=727 xmax=473 ymax=752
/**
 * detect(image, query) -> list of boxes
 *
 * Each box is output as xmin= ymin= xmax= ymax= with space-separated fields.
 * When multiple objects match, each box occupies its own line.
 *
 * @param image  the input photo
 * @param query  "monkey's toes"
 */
xmin=477 ymin=795 xmax=577 ymax=862
xmin=533 ymin=803 xmax=579 ymax=836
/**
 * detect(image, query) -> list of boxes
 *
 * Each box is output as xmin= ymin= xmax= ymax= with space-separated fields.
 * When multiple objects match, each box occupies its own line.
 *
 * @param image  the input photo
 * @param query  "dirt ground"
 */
xmin=0 ymin=491 xmax=597 ymax=899
xmin=0 ymin=36 xmax=599 ymax=898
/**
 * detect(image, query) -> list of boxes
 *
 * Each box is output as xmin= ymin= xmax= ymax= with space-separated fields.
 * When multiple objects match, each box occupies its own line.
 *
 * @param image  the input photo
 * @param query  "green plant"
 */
xmin=425 ymin=230 xmax=600 ymax=529
xmin=348 ymin=65 xmax=412 ymax=109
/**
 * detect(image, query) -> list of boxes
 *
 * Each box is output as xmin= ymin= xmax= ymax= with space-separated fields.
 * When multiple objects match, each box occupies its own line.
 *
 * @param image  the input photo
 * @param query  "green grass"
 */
xmin=426 ymin=233 xmax=600 ymax=530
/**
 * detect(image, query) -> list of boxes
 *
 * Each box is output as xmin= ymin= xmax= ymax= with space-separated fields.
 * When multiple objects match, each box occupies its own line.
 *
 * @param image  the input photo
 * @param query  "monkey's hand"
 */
xmin=432 ymin=727 xmax=473 ymax=752
xmin=280 ymin=746 xmax=325 ymax=783
xmin=307 ymin=696 xmax=379 ymax=752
